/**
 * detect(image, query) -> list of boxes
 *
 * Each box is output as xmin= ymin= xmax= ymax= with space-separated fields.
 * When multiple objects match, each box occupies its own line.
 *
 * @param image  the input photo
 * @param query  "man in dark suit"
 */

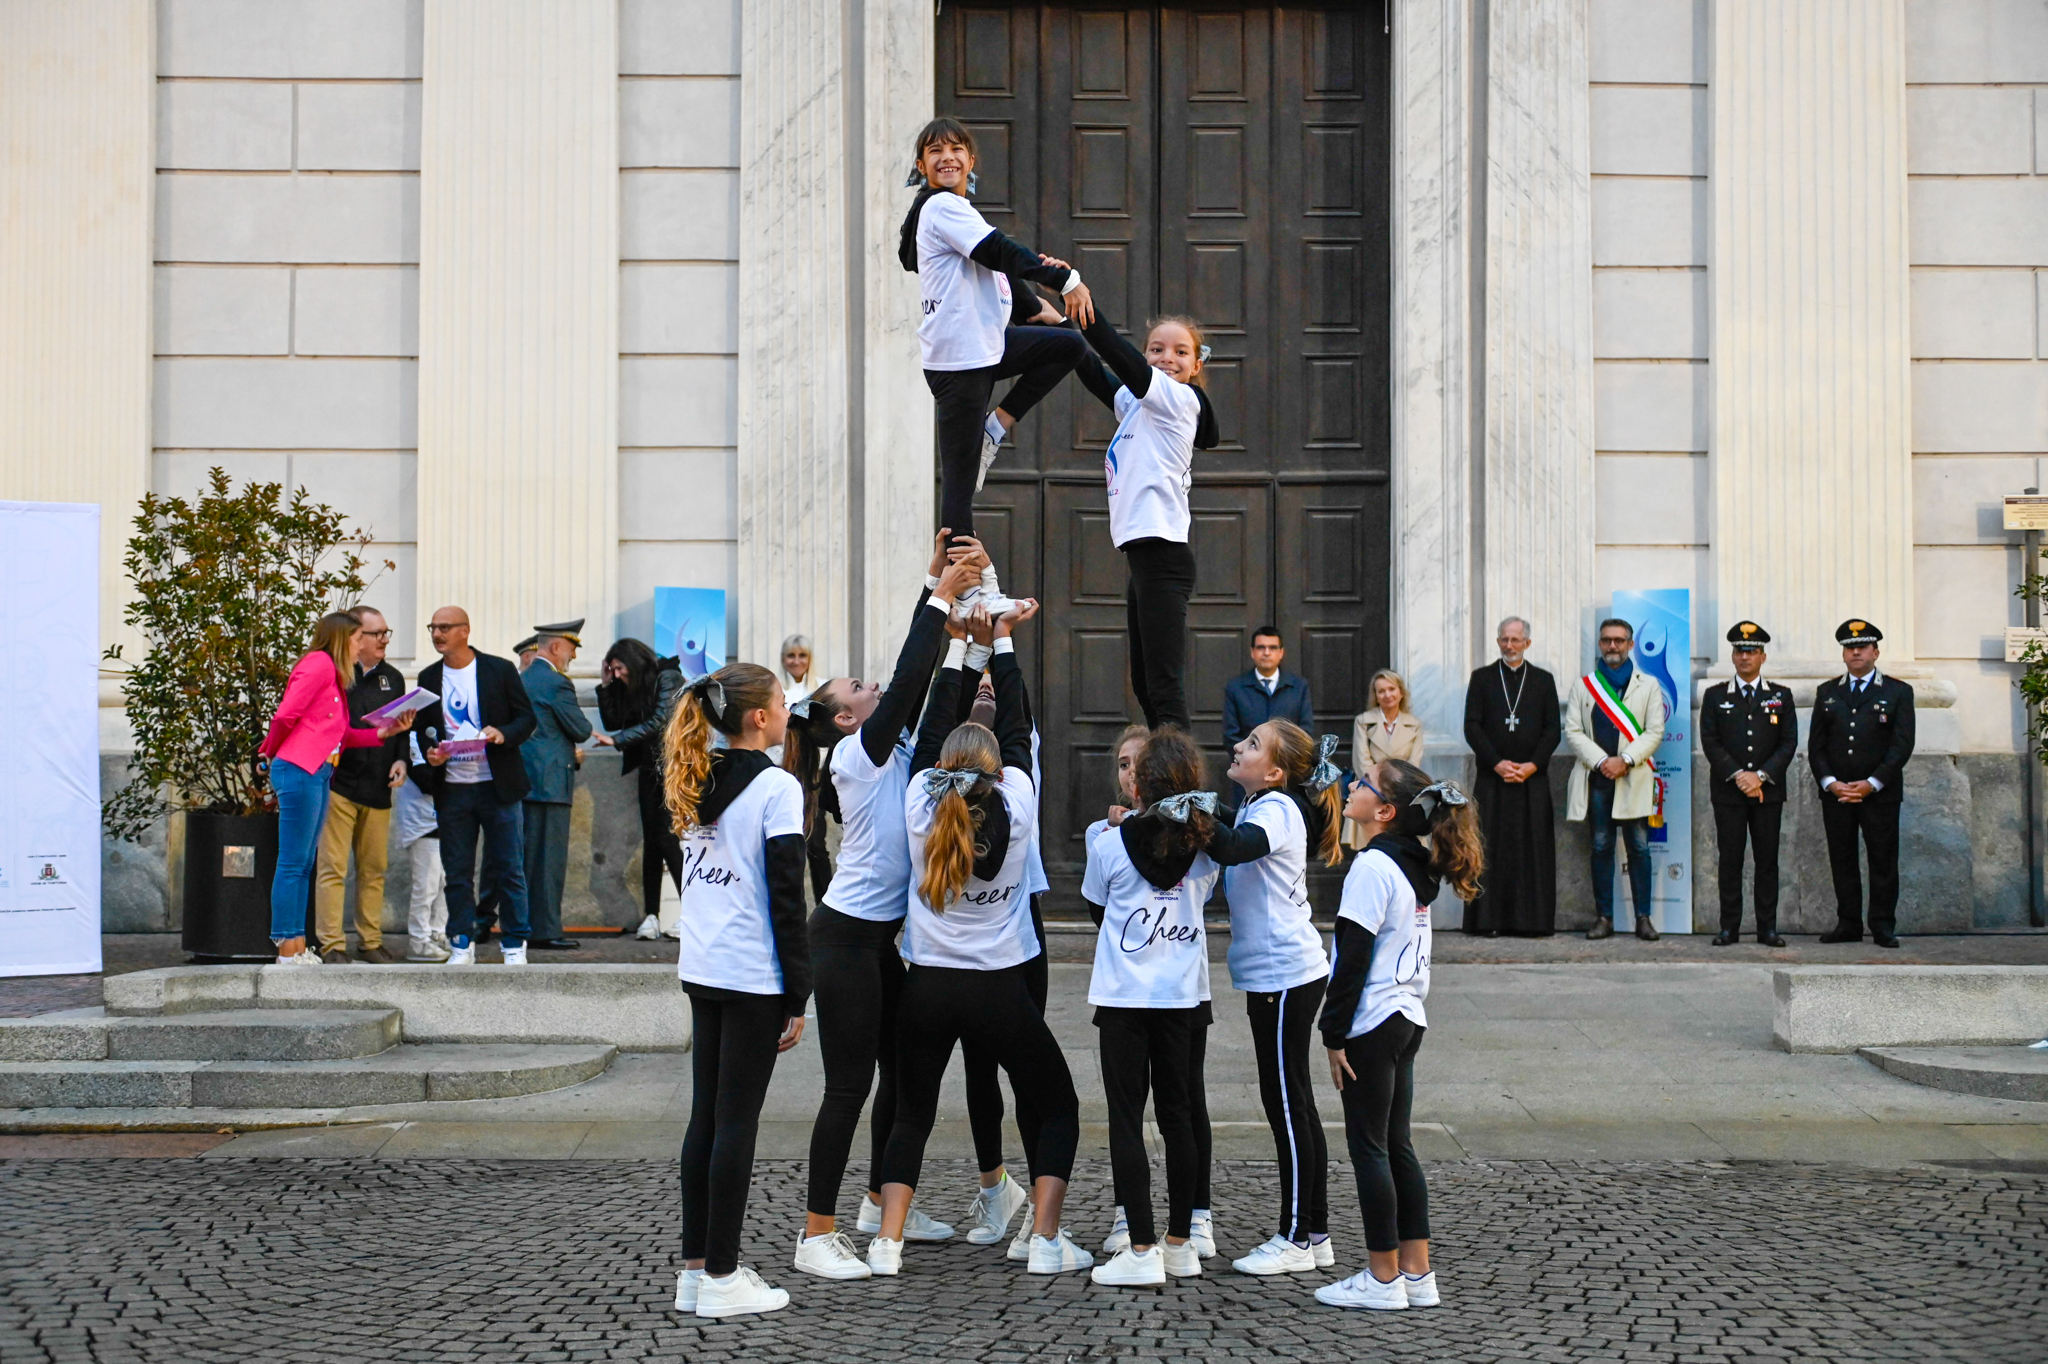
xmin=1222 ymin=625 xmax=1314 ymax=752
xmin=521 ymin=619 xmax=594 ymax=952
xmin=1808 ymin=618 xmax=1916 ymax=948
xmin=414 ymin=605 xmax=538 ymax=965
xmin=1699 ymin=621 xmax=1796 ymax=947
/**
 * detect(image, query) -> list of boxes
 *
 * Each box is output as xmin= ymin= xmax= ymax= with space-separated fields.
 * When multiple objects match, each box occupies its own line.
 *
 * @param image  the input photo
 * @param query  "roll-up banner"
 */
xmin=1611 ymin=588 xmax=1694 ymax=935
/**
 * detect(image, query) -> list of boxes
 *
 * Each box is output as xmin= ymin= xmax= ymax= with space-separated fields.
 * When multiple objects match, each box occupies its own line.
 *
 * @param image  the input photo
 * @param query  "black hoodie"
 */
xmin=682 ymin=749 xmax=813 ymax=1017
xmin=1319 ymin=831 xmax=1436 ymax=1051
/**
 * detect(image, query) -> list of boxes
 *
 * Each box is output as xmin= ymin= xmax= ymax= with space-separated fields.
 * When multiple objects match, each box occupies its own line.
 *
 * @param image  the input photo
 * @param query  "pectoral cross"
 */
xmin=1504 ymin=715 xmax=1520 ymax=732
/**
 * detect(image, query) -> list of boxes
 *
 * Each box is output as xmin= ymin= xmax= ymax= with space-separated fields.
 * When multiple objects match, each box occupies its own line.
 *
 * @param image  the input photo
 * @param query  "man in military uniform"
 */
xmin=1699 ymin=622 xmax=1795 ymax=946
xmin=1808 ymin=619 xmax=1916 ymax=948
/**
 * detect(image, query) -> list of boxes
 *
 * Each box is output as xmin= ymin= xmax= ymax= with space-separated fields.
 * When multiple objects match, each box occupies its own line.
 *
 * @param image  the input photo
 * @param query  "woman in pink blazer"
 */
xmin=258 ymin=611 xmax=415 ymax=965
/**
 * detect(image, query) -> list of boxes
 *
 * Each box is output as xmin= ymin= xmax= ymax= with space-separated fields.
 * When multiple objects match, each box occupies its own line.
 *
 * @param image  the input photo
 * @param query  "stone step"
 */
xmin=0 ymin=1043 xmax=615 ymax=1110
xmin=0 ymin=1009 xmax=402 ymax=1063
xmin=1859 ymin=1045 xmax=2048 ymax=1103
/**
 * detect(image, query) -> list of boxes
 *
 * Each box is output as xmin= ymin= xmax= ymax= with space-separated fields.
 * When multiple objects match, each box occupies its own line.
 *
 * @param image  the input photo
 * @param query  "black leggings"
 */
xmin=927 ymin=325 xmax=1087 ymax=537
xmin=1123 ymin=537 xmax=1197 ymax=732
xmin=880 ymin=960 xmax=1079 ymax=1190
xmin=1189 ymin=1010 xmax=1213 ymax=1208
xmin=805 ymin=907 xmax=905 ymax=1216
xmin=1098 ymin=1006 xmax=1202 ymax=1246
xmin=965 ymin=895 xmax=1048 ymax=1177
xmin=1247 ymin=978 xmax=1330 ymax=1240
xmin=636 ymin=763 xmax=683 ymax=924
xmin=1339 ymin=1013 xmax=1430 ymax=1252
xmin=679 ymin=989 xmax=784 ymax=1276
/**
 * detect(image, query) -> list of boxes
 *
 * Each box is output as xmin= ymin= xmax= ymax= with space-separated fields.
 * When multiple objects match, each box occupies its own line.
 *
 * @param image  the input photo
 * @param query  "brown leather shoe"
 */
xmin=1635 ymin=914 xmax=1661 ymax=942
xmin=320 ymin=945 xmax=349 ymax=964
xmin=358 ymin=944 xmax=400 ymax=964
xmin=1585 ymin=919 xmax=1614 ymax=940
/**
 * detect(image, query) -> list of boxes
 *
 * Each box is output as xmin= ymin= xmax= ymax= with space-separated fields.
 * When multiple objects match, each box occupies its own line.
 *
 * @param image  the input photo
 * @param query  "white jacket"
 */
xmin=1564 ymin=666 xmax=1667 ymax=823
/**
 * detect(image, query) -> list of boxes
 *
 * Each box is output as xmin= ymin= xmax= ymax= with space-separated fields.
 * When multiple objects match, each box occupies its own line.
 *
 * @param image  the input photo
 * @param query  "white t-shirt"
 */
xmin=674 ymin=766 xmax=806 ymax=995
xmin=1221 ymin=791 xmax=1330 ymax=993
xmin=1082 ymin=821 xmax=1217 ymax=1009
xmin=823 ymin=728 xmax=914 ymax=923
xmin=439 ymin=659 xmax=488 ymax=784
xmin=1104 ymin=376 xmax=1203 ymax=547
xmin=915 ymin=191 xmax=1011 ymax=372
xmin=1336 ymin=847 xmax=1431 ymax=1037
xmin=902 ymin=768 xmax=1040 ymax=970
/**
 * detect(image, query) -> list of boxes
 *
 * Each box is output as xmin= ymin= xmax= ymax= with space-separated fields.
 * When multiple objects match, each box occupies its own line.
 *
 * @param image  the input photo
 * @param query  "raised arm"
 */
xmin=911 ymin=640 xmax=969 ymax=774
xmin=863 ymin=555 xmax=978 ymax=768
xmin=969 ymin=228 xmax=1077 ymax=291
xmin=1080 ymin=314 xmax=1154 ymax=399
xmin=989 ymin=603 xmax=1038 ymax=775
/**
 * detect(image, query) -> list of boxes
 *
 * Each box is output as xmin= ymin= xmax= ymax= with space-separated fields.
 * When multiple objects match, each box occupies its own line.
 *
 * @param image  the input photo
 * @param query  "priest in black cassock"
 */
xmin=1462 ymin=616 xmax=1561 ymax=934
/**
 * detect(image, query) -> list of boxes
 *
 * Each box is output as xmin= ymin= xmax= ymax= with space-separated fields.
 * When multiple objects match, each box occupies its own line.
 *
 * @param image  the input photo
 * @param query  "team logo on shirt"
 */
xmin=1117 ymin=896 xmax=1202 ymax=954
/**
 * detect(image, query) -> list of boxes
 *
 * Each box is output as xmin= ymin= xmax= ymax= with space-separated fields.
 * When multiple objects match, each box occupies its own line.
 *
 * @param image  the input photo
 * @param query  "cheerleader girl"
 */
xmin=900 ymin=116 xmax=1092 ymax=539
xmin=1221 ymin=718 xmax=1346 ymax=1277
xmin=1069 ymin=306 xmax=1221 ymax=731
xmin=1315 ymin=759 xmax=1482 ymax=1312
xmin=871 ymin=600 xmax=1096 ymax=1277
xmin=779 ymin=534 xmax=984 ymax=1281
xmin=665 ymin=663 xmax=811 ymax=1320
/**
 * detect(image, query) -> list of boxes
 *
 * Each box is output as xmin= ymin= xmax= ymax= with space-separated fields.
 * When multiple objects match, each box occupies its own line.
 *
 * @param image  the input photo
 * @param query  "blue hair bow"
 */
xmin=923 ymin=767 xmax=988 ymax=799
xmin=1150 ymin=790 xmax=1219 ymax=823
xmin=1305 ymin=733 xmax=1343 ymax=792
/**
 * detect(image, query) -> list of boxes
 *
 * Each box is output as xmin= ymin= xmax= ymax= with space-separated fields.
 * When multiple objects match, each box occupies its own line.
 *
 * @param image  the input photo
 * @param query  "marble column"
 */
xmin=0 ymin=0 xmax=154 ymax=655
xmin=416 ymin=0 xmax=619 ymax=654
xmin=735 ymin=0 xmax=853 ymax=670
xmin=1712 ymin=0 xmax=1914 ymax=670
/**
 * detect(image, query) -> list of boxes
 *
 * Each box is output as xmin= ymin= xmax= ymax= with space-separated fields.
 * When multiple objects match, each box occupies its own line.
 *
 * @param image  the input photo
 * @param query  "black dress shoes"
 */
xmin=1711 ymin=930 xmax=1738 ymax=946
xmin=1757 ymin=932 xmax=1787 ymax=947
xmin=1817 ymin=928 xmax=1861 ymax=944
xmin=530 ymin=938 xmax=581 ymax=951
xmin=1872 ymin=933 xmax=1901 ymax=949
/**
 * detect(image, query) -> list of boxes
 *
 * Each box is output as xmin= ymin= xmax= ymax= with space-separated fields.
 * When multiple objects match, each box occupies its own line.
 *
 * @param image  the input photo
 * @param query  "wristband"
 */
xmin=943 ymin=637 xmax=970 ymax=669
xmin=994 ymin=637 xmax=1016 ymax=656
xmin=925 ymin=573 xmax=940 ymax=591
xmin=964 ymin=642 xmax=993 ymax=673
xmin=1060 ymin=269 xmax=1081 ymax=295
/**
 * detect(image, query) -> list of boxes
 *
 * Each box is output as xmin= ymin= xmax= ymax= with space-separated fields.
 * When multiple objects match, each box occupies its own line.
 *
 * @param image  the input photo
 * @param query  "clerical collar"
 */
xmin=1498 ymin=658 xmax=1525 ymax=672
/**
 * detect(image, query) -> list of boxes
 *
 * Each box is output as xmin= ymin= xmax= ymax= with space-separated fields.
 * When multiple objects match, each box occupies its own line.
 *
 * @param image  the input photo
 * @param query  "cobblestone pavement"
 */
xmin=2 ymin=1157 xmax=2042 ymax=1363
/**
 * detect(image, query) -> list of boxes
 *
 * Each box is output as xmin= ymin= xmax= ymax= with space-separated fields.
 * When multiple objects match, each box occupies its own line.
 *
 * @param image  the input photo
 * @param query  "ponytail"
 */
xmin=661 ymin=662 xmax=779 ymax=834
xmin=1375 ymin=758 xmax=1486 ymax=902
xmin=1132 ymin=727 xmax=1212 ymax=859
xmin=918 ymin=724 xmax=1002 ymax=911
xmin=1265 ymin=719 xmax=1345 ymax=868
xmin=781 ymin=688 xmax=851 ymax=837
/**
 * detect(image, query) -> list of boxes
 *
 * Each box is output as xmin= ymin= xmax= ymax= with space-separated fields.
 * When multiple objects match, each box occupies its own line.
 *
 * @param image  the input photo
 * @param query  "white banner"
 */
xmin=0 ymin=502 xmax=103 ymax=976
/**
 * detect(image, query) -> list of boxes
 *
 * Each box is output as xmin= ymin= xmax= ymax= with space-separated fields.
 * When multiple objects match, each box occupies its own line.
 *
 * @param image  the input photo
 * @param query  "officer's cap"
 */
xmin=534 ymin=618 xmax=585 ymax=646
xmin=1726 ymin=621 xmax=1770 ymax=648
xmin=513 ymin=635 xmax=541 ymax=655
xmin=1834 ymin=619 xmax=1883 ymax=646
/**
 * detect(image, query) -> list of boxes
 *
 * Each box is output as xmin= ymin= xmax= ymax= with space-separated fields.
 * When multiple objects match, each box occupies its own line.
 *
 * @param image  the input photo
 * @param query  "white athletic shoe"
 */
xmin=1026 ymin=1229 xmax=1095 ymax=1275
xmin=635 ymin=914 xmax=661 ymax=941
xmin=1402 ymin=1270 xmax=1441 ymax=1307
xmin=695 ymin=1264 xmax=790 ymax=1318
xmin=273 ymin=949 xmax=323 ymax=967
xmin=1101 ymin=1205 xmax=1131 ymax=1255
xmin=1188 ymin=1209 xmax=1217 ymax=1259
xmin=976 ymin=413 xmax=1004 ymax=491
xmin=855 ymin=1195 xmax=955 ymax=1242
xmin=1232 ymin=1235 xmax=1316 ymax=1276
xmin=406 ymin=936 xmax=450 ymax=963
xmin=1315 ymin=1269 xmax=1409 ymax=1311
xmin=793 ymin=1230 xmax=871 ymax=1281
xmin=673 ymin=1268 xmax=703 ymax=1312
xmin=1312 ymin=1236 xmax=1336 ymax=1268
xmin=1090 ymin=1245 xmax=1164 ymax=1287
xmin=500 ymin=943 xmax=528 ymax=966
xmin=865 ymin=1236 xmax=903 ymax=1277
xmin=1163 ymin=1241 xmax=1203 ymax=1278
xmin=444 ymin=938 xmax=476 ymax=966
xmin=964 ymin=1174 xmax=1030 ymax=1245
xmin=1006 ymin=1203 xmax=1037 ymax=1261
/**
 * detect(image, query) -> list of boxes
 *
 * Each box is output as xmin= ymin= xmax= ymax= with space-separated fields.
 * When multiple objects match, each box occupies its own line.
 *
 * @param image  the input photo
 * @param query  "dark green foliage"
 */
xmin=2019 ymin=546 xmax=2048 ymax=773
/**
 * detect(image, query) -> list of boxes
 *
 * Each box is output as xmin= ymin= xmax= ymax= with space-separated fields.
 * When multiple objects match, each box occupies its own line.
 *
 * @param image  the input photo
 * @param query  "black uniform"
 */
xmin=1698 ymin=676 xmax=1796 ymax=937
xmin=1808 ymin=666 xmax=1915 ymax=941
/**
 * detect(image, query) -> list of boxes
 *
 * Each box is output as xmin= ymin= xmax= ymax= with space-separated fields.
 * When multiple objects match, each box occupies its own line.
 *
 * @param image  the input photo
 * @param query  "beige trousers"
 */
xmin=314 ymin=792 xmax=390 ymax=950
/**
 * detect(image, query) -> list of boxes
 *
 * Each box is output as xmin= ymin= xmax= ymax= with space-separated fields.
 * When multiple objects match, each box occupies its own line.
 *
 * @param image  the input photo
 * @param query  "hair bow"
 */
xmin=1198 ymin=344 xmax=1212 ymax=364
xmin=923 ymin=767 xmax=988 ymax=799
xmin=1150 ymin=790 xmax=1219 ymax=823
xmin=1416 ymin=781 xmax=1469 ymax=819
xmin=1305 ymin=733 xmax=1343 ymax=792
xmin=683 ymin=674 xmax=726 ymax=723
xmin=787 ymin=696 xmax=814 ymax=720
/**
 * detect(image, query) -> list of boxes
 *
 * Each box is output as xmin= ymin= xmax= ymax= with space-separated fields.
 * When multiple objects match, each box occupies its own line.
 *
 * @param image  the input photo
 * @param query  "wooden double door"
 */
xmin=939 ymin=3 xmax=1391 ymax=904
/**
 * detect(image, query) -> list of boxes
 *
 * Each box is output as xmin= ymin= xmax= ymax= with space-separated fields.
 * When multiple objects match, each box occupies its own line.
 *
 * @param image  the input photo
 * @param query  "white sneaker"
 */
xmin=1188 ymin=1209 xmax=1217 ymax=1259
xmin=1232 ymin=1235 xmax=1316 ymax=1276
xmin=406 ymin=936 xmax=450 ymax=963
xmin=976 ymin=414 xmax=1004 ymax=490
xmin=1026 ymin=1229 xmax=1095 ymax=1275
xmin=793 ymin=1230 xmax=871 ymax=1280
xmin=1006 ymin=1203 xmax=1036 ymax=1261
xmin=695 ymin=1264 xmax=789 ymax=1318
xmin=501 ymin=943 xmax=528 ymax=966
xmin=1163 ymin=1241 xmax=1203 ymax=1278
xmin=444 ymin=938 xmax=476 ymax=966
xmin=1315 ymin=1269 xmax=1409 ymax=1311
xmin=1312 ymin=1235 xmax=1336 ymax=1268
xmin=865 ymin=1236 xmax=903 ymax=1277
xmin=964 ymin=1174 xmax=1029 ymax=1245
xmin=673 ymin=1268 xmax=702 ymax=1312
xmin=1402 ymin=1270 xmax=1441 ymax=1307
xmin=854 ymin=1195 xmax=954 ymax=1242
xmin=636 ymin=914 xmax=661 ymax=941
xmin=1101 ymin=1205 xmax=1131 ymax=1255
xmin=273 ymin=949 xmax=323 ymax=967
xmin=1089 ymin=1245 xmax=1164 ymax=1287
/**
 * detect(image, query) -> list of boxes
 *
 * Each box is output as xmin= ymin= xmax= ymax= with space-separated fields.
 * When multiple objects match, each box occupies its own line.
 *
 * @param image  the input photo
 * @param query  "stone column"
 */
xmin=0 ymin=0 xmax=154 ymax=655
xmin=1711 ymin=0 xmax=1914 ymax=671
xmin=416 ymin=0 xmax=619 ymax=652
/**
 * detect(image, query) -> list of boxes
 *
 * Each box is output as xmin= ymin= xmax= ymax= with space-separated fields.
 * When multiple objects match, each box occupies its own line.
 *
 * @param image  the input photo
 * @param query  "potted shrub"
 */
xmin=104 ymin=469 xmax=385 ymax=959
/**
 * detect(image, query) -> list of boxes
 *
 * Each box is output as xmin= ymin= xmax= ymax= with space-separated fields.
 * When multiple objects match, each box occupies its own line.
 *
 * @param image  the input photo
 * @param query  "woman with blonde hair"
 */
xmin=1346 ymin=669 xmax=1425 ymax=848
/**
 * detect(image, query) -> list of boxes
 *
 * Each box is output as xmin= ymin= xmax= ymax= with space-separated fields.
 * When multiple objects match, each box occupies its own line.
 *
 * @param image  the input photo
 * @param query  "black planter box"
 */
xmin=181 ymin=810 xmax=281 ymax=961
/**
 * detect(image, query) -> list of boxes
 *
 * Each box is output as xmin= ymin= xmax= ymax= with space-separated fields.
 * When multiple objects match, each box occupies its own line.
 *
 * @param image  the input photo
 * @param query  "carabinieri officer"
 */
xmin=1807 ymin=619 xmax=1915 ymax=948
xmin=1698 ymin=622 xmax=1794 ymax=947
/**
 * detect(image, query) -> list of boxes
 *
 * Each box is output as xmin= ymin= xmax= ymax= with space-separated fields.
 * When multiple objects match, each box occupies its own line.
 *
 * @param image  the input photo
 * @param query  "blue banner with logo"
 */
xmin=653 ymin=587 xmax=726 ymax=682
xmin=1611 ymin=588 xmax=1693 ymax=933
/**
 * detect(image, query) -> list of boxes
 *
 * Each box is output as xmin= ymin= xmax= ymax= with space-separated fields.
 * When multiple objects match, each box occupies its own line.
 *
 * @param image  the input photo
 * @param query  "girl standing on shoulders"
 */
xmin=1221 ymin=719 xmax=1346 ymax=1277
xmin=1316 ymin=759 xmax=1481 ymax=1312
xmin=665 ymin=664 xmax=811 ymax=1320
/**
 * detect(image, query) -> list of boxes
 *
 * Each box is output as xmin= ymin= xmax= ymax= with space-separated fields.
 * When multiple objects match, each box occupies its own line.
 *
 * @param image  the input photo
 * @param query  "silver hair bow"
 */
xmin=1416 ymin=781 xmax=1469 ymax=818
xmin=923 ymin=767 xmax=988 ymax=799
xmin=1305 ymin=733 xmax=1343 ymax=792
xmin=787 ymin=696 xmax=815 ymax=720
xmin=1150 ymin=790 xmax=1219 ymax=823
xmin=683 ymin=674 xmax=726 ymax=721
xmin=1198 ymin=344 xmax=1212 ymax=363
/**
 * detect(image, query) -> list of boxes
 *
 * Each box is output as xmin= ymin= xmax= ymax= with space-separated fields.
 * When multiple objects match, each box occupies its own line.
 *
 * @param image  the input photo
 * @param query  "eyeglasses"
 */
xmin=426 ymin=623 xmax=462 ymax=634
xmin=359 ymin=629 xmax=391 ymax=640
xmin=1355 ymin=772 xmax=1386 ymax=803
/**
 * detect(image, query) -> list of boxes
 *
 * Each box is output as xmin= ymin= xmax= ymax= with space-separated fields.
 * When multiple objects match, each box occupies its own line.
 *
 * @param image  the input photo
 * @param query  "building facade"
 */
xmin=3 ymin=0 xmax=2043 ymax=929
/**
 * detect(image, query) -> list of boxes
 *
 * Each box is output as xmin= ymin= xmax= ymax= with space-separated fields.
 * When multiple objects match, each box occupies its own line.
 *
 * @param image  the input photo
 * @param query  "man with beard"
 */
xmin=1461 ymin=617 xmax=1560 ymax=934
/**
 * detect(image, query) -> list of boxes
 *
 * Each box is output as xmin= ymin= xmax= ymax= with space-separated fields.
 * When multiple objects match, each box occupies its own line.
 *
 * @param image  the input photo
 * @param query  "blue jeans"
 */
xmin=269 ymin=758 xmax=332 ymax=941
xmin=436 ymin=780 xmax=530 ymax=945
xmin=1588 ymin=783 xmax=1652 ymax=924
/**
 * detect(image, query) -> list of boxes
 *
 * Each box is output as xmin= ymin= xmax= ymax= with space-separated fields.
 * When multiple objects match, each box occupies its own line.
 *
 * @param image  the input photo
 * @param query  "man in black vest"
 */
xmin=1808 ymin=618 xmax=1916 ymax=948
xmin=1699 ymin=621 xmax=1795 ymax=947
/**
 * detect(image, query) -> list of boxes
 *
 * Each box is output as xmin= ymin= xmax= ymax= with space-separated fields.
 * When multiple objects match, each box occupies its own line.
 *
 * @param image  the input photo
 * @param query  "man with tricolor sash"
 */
xmin=1564 ymin=618 xmax=1668 ymax=941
